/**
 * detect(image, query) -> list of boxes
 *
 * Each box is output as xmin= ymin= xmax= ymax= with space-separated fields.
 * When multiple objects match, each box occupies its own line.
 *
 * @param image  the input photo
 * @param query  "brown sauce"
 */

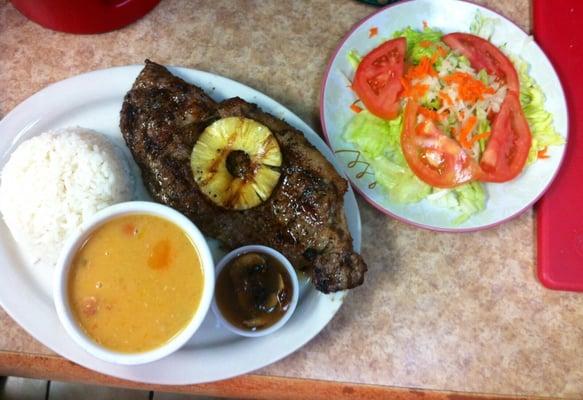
xmin=215 ymin=252 xmax=292 ymax=331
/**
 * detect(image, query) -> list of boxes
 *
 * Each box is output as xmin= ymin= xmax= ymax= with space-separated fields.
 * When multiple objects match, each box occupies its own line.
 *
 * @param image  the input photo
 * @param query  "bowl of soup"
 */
xmin=53 ymin=201 xmax=214 ymax=365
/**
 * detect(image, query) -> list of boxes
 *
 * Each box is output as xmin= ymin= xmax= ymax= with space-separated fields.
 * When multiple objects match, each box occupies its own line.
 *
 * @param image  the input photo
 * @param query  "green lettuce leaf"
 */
xmin=371 ymin=156 xmax=432 ymax=203
xmin=344 ymin=110 xmax=431 ymax=203
xmin=477 ymin=117 xmax=491 ymax=153
xmin=347 ymin=49 xmax=362 ymax=69
xmin=428 ymin=182 xmax=487 ymax=224
xmin=477 ymin=68 xmax=489 ymax=84
xmin=453 ymin=182 xmax=487 ymax=224
xmin=469 ymin=10 xmax=498 ymax=40
xmin=392 ymin=26 xmax=443 ymax=64
xmin=344 ymin=109 xmax=393 ymax=158
xmin=512 ymin=57 xmax=565 ymax=163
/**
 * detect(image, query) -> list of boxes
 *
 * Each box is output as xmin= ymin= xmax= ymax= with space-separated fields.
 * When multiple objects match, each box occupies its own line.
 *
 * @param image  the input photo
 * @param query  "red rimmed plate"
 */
xmin=320 ymin=0 xmax=567 ymax=231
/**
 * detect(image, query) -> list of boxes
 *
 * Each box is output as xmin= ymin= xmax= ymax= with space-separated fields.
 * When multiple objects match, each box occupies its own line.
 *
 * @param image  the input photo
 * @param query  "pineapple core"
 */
xmin=191 ymin=117 xmax=282 ymax=210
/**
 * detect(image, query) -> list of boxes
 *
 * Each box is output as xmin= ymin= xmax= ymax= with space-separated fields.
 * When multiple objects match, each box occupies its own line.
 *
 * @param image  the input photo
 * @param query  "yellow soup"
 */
xmin=68 ymin=214 xmax=204 ymax=353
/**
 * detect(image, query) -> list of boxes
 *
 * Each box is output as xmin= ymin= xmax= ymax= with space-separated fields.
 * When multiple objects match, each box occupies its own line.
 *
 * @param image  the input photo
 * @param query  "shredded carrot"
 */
xmin=458 ymin=110 xmax=466 ymax=122
xmin=401 ymin=77 xmax=429 ymax=101
xmin=443 ymin=72 xmax=495 ymax=104
xmin=369 ymin=27 xmax=378 ymax=38
xmin=429 ymin=49 xmax=441 ymax=64
xmin=404 ymin=56 xmax=437 ymax=82
xmin=418 ymin=56 xmax=438 ymax=77
xmin=400 ymin=54 xmax=442 ymax=102
xmin=538 ymin=146 xmax=550 ymax=159
xmin=438 ymin=91 xmax=453 ymax=106
xmin=418 ymin=106 xmax=440 ymax=122
xmin=411 ymin=85 xmax=429 ymax=100
xmin=435 ymin=46 xmax=448 ymax=58
xmin=458 ymin=116 xmax=477 ymax=149
xmin=419 ymin=42 xmax=447 ymax=63
xmin=469 ymin=131 xmax=491 ymax=145
xmin=350 ymin=101 xmax=363 ymax=113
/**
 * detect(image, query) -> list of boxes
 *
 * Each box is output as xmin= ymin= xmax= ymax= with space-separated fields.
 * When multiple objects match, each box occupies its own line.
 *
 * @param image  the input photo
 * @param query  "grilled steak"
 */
xmin=120 ymin=60 xmax=367 ymax=293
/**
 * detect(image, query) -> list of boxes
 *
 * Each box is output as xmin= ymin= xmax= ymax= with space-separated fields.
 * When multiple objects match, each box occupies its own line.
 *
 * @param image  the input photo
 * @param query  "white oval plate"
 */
xmin=0 ymin=65 xmax=361 ymax=384
xmin=321 ymin=0 xmax=568 ymax=232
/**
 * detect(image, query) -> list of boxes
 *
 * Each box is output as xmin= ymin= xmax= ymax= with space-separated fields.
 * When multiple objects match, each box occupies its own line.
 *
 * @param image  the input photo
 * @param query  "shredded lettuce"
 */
xmin=344 ymin=109 xmax=392 ymax=158
xmin=344 ymin=111 xmax=431 ymax=203
xmin=440 ymin=52 xmax=470 ymax=74
xmin=428 ymin=182 xmax=486 ymax=224
xmin=477 ymin=118 xmax=491 ymax=153
xmin=477 ymin=69 xmax=489 ymax=84
xmin=440 ymin=113 xmax=457 ymax=138
xmin=422 ymin=96 xmax=441 ymax=110
xmin=369 ymin=157 xmax=432 ymax=203
xmin=453 ymin=182 xmax=487 ymax=223
xmin=511 ymin=57 xmax=565 ymax=163
xmin=469 ymin=10 xmax=498 ymax=40
xmin=392 ymin=26 xmax=443 ymax=64
xmin=458 ymin=55 xmax=471 ymax=68
xmin=347 ymin=49 xmax=362 ymax=69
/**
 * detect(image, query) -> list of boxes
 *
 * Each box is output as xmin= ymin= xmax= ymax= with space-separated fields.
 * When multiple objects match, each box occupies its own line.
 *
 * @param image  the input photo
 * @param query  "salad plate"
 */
xmin=321 ymin=0 xmax=568 ymax=231
xmin=0 ymin=65 xmax=361 ymax=384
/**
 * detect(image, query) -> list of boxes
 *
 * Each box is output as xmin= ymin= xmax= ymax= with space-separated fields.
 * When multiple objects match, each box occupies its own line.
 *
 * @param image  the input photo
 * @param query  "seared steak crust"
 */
xmin=120 ymin=60 xmax=366 ymax=293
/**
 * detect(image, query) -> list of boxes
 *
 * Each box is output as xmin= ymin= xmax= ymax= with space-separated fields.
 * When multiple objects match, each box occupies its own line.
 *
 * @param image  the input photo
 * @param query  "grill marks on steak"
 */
xmin=120 ymin=60 xmax=366 ymax=293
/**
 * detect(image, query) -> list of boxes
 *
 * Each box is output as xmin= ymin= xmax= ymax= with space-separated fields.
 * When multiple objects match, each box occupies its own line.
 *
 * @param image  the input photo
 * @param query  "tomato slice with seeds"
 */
xmin=401 ymin=100 xmax=482 ymax=188
xmin=442 ymin=33 xmax=520 ymax=93
xmin=352 ymin=37 xmax=406 ymax=119
xmin=479 ymin=92 xmax=532 ymax=182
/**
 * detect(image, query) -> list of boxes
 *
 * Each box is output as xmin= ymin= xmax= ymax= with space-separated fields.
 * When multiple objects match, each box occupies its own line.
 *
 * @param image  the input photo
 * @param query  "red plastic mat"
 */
xmin=534 ymin=0 xmax=583 ymax=290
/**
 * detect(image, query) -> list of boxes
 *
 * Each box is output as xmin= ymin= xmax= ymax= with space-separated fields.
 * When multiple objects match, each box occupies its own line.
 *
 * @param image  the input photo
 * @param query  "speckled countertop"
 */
xmin=1 ymin=0 xmax=582 ymax=398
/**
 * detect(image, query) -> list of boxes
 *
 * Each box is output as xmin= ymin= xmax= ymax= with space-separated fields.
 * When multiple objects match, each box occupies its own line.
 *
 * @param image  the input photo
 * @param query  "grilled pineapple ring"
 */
xmin=191 ymin=117 xmax=282 ymax=210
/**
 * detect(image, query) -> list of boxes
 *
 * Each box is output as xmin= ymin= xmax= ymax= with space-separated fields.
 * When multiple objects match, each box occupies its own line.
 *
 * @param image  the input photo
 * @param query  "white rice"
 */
xmin=0 ymin=127 xmax=134 ymax=267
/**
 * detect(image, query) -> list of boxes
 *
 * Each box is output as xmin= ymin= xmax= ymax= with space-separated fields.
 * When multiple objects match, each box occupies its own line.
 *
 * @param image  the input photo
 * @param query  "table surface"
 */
xmin=1 ymin=0 xmax=582 ymax=399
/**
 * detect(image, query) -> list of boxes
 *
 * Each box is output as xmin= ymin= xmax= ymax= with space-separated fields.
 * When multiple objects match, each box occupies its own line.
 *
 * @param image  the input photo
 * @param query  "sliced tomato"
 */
xmin=442 ymin=33 xmax=520 ymax=93
xmin=479 ymin=92 xmax=532 ymax=182
xmin=352 ymin=37 xmax=406 ymax=119
xmin=401 ymin=100 xmax=482 ymax=188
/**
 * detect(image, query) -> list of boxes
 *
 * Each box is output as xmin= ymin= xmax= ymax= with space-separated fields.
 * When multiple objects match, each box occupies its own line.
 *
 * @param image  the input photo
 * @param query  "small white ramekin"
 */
xmin=211 ymin=245 xmax=299 ymax=337
xmin=53 ymin=201 xmax=215 ymax=365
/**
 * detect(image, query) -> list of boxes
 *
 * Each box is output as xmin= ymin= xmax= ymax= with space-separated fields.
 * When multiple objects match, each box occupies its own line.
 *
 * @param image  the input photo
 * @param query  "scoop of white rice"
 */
xmin=0 ymin=127 xmax=133 ymax=267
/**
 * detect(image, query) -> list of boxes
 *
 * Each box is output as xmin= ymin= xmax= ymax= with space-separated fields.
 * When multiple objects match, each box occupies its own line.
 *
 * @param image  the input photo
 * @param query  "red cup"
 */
xmin=10 ymin=0 xmax=161 ymax=34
